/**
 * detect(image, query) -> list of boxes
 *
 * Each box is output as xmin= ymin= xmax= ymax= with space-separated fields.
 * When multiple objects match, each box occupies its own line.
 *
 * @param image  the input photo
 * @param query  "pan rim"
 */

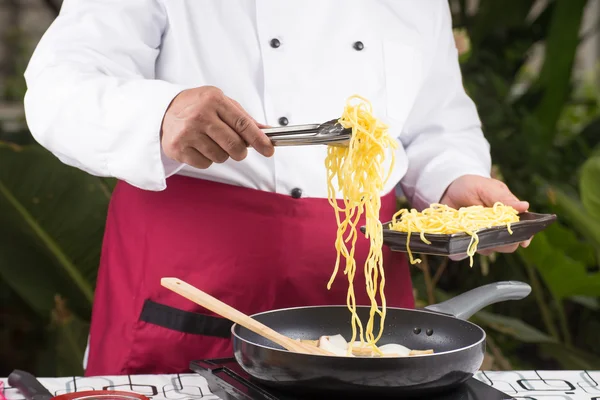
xmin=231 ymin=304 xmax=486 ymax=359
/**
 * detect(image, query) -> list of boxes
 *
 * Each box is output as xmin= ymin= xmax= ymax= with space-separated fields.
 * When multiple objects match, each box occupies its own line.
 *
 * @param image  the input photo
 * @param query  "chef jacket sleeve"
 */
xmin=398 ymin=0 xmax=492 ymax=210
xmin=23 ymin=0 xmax=187 ymax=191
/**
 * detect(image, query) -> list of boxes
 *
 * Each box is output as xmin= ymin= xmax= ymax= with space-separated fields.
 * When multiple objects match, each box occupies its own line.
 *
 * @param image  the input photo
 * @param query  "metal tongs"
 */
xmin=263 ymin=119 xmax=352 ymax=146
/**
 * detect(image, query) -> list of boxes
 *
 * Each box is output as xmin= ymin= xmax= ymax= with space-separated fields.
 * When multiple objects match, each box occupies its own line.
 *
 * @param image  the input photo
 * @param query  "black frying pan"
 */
xmin=231 ymin=281 xmax=531 ymax=397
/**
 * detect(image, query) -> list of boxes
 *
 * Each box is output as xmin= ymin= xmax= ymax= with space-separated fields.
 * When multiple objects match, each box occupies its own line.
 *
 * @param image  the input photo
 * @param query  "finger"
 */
xmin=189 ymin=134 xmax=229 ymax=164
xmin=520 ymin=237 xmax=533 ymax=248
xmin=229 ymin=98 xmax=271 ymax=129
xmin=512 ymin=201 xmax=530 ymax=213
xmin=449 ymin=253 xmax=468 ymax=261
xmin=217 ymin=98 xmax=275 ymax=157
xmin=483 ymin=243 xmax=520 ymax=254
xmin=477 ymin=180 xmax=529 ymax=212
xmin=204 ymin=120 xmax=248 ymax=161
xmin=180 ymin=147 xmax=213 ymax=169
xmin=478 ymin=249 xmax=495 ymax=256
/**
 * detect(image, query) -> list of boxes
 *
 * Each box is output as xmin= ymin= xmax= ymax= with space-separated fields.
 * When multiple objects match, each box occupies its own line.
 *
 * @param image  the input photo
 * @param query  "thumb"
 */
xmin=478 ymin=180 xmax=529 ymax=213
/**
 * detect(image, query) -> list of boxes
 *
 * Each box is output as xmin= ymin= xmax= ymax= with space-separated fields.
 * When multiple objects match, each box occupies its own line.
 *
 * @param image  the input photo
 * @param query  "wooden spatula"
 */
xmin=160 ymin=277 xmax=334 ymax=356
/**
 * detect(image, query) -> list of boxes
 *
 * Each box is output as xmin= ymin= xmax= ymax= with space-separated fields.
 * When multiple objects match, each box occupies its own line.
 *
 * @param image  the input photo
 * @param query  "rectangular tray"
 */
xmin=360 ymin=212 xmax=557 ymax=257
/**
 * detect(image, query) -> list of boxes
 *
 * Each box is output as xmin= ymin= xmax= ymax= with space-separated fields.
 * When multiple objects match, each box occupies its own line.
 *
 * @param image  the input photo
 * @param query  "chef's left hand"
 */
xmin=440 ymin=174 xmax=531 ymax=257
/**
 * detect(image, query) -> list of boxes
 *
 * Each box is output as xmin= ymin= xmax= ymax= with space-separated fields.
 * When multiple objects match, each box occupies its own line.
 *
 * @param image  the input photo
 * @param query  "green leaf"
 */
xmin=569 ymin=295 xmax=600 ymax=311
xmin=580 ymin=155 xmax=600 ymax=220
xmin=0 ymin=279 xmax=48 ymax=374
xmin=36 ymin=297 xmax=90 ymax=377
xmin=548 ymin=185 xmax=600 ymax=249
xmin=533 ymin=0 xmax=588 ymax=141
xmin=472 ymin=310 xmax=556 ymax=343
xmin=470 ymin=0 xmax=536 ymax=48
xmin=539 ymin=342 xmax=600 ymax=369
xmin=0 ymin=143 xmax=111 ymax=319
xmin=579 ymin=115 xmax=600 ymax=153
xmin=543 ymin=221 xmax=597 ymax=266
xmin=519 ymin=224 xmax=600 ymax=300
xmin=0 ymin=228 xmax=70 ymax=317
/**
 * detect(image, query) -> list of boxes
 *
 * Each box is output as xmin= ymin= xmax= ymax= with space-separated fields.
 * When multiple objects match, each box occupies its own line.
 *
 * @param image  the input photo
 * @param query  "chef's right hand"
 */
xmin=161 ymin=86 xmax=275 ymax=169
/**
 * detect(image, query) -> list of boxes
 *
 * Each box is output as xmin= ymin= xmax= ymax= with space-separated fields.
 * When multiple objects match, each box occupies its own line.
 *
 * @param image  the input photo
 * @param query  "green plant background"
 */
xmin=0 ymin=0 xmax=599 ymax=376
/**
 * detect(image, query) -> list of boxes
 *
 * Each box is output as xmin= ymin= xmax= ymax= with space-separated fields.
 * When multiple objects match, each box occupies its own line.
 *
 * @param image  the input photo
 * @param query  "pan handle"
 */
xmin=8 ymin=370 xmax=54 ymax=400
xmin=423 ymin=281 xmax=531 ymax=320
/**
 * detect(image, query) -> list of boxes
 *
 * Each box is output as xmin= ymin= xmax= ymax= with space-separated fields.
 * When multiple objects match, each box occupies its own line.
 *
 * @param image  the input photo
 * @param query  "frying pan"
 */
xmin=7 ymin=370 xmax=150 ymax=400
xmin=231 ymin=280 xmax=531 ymax=397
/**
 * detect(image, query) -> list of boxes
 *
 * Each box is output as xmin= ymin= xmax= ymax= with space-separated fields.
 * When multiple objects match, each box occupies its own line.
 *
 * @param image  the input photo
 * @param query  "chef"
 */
xmin=24 ymin=0 xmax=530 ymax=376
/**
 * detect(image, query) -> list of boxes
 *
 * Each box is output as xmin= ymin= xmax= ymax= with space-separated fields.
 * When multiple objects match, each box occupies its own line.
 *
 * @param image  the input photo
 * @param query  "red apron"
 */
xmin=84 ymin=175 xmax=414 ymax=376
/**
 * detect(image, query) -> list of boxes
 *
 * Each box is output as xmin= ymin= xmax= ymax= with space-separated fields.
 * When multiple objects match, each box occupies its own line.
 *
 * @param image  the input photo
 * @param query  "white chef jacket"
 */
xmin=23 ymin=0 xmax=491 ymax=211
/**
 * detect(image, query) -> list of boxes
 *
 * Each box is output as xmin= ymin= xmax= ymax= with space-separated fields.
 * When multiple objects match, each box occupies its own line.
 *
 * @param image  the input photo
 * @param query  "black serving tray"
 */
xmin=360 ymin=212 xmax=557 ymax=257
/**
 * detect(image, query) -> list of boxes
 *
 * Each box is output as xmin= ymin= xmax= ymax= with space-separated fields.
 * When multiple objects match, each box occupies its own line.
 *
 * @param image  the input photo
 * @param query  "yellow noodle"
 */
xmin=325 ymin=95 xmax=397 ymax=355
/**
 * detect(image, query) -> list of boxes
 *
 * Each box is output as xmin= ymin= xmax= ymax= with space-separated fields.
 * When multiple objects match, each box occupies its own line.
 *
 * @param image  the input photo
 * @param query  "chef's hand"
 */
xmin=440 ymin=174 xmax=531 ymax=258
xmin=161 ymin=86 xmax=274 ymax=169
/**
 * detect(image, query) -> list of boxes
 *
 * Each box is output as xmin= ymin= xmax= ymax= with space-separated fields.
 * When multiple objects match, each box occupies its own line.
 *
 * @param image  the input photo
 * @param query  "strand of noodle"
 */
xmin=325 ymin=95 xmax=397 ymax=355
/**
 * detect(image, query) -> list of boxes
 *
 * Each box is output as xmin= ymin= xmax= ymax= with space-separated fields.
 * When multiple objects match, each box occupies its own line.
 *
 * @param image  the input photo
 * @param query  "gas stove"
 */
xmin=190 ymin=358 xmax=514 ymax=400
xmin=2 ymin=362 xmax=595 ymax=399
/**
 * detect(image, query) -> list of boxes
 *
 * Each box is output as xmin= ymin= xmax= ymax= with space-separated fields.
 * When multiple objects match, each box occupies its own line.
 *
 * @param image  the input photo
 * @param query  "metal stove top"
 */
xmin=190 ymin=358 xmax=514 ymax=400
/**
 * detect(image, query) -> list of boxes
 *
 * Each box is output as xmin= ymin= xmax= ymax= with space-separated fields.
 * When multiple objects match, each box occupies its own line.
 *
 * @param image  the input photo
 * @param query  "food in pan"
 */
xmin=389 ymin=202 xmax=520 ymax=266
xmin=298 ymin=334 xmax=434 ymax=357
xmin=324 ymin=95 xmax=397 ymax=356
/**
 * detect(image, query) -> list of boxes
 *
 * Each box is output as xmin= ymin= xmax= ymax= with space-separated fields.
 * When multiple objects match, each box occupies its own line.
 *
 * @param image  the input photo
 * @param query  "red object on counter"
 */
xmin=8 ymin=369 xmax=151 ymax=400
xmin=42 ymin=391 xmax=149 ymax=400
xmin=85 ymin=176 xmax=413 ymax=376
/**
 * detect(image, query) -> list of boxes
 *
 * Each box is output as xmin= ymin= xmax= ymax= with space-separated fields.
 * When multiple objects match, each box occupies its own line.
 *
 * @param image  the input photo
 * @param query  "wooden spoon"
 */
xmin=160 ymin=277 xmax=334 ymax=356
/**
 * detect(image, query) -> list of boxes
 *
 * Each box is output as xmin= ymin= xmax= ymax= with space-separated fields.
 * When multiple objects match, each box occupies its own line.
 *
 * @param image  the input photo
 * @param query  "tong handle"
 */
xmin=262 ymin=119 xmax=350 ymax=146
xmin=262 ymin=123 xmax=320 ymax=137
xmin=262 ymin=123 xmax=321 ymax=146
